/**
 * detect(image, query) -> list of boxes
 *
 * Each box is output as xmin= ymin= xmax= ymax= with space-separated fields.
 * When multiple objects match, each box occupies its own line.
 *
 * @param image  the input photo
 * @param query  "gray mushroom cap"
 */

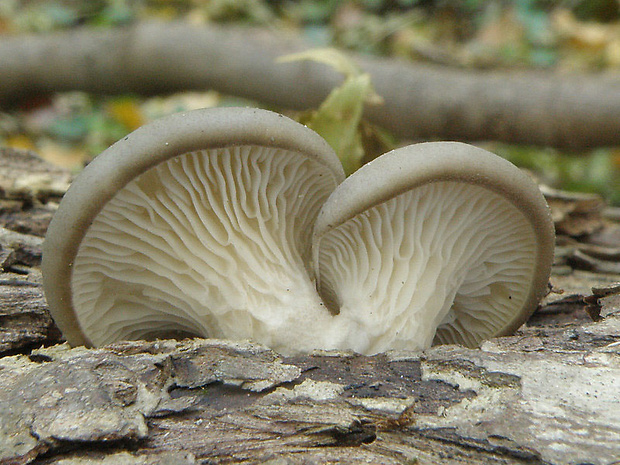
xmin=312 ymin=142 xmax=555 ymax=353
xmin=42 ymin=107 xmax=345 ymax=348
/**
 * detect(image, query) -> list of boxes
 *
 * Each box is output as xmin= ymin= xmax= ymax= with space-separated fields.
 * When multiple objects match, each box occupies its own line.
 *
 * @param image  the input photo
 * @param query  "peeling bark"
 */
xmin=0 ymin=148 xmax=619 ymax=465
xmin=1 ymin=318 xmax=619 ymax=465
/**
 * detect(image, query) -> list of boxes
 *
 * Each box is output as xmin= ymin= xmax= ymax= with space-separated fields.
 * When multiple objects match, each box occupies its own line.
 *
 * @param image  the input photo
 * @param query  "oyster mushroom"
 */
xmin=42 ymin=108 xmax=554 ymax=355
xmin=42 ymin=107 xmax=345 ymax=350
xmin=313 ymin=142 xmax=555 ymax=353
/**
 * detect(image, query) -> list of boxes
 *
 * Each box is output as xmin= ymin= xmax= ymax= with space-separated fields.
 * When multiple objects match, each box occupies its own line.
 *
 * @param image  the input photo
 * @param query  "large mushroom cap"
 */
xmin=43 ymin=107 xmax=345 ymax=348
xmin=312 ymin=142 xmax=554 ymax=354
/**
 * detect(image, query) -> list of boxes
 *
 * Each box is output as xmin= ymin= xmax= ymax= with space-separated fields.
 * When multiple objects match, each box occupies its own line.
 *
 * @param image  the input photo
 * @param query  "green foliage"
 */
xmin=494 ymin=144 xmax=620 ymax=205
xmin=282 ymin=0 xmax=341 ymax=23
xmin=93 ymin=0 xmax=134 ymax=26
xmin=572 ymin=0 xmax=619 ymax=22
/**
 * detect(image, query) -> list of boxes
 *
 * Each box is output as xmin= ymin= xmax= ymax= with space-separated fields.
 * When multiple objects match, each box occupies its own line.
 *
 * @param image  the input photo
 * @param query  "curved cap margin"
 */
xmin=313 ymin=141 xmax=555 ymax=341
xmin=43 ymin=107 xmax=344 ymax=346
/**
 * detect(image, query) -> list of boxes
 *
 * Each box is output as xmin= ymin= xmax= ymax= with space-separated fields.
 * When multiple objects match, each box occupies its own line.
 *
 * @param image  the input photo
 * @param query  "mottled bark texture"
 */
xmin=0 ymin=147 xmax=619 ymax=465
xmin=2 ymin=21 xmax=620 ymax=149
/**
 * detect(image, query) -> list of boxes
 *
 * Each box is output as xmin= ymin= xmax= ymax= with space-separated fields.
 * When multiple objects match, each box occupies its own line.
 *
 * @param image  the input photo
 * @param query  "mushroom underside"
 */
xmin=315 ymin=181 xmax=538 ymax=354
xmin=74 ymin=150 xmax=538 ymax=354
xmin=42 ymin=107 xmax=552 ymax=355
xmin=72 ymin=145 xmax=339 ymax=350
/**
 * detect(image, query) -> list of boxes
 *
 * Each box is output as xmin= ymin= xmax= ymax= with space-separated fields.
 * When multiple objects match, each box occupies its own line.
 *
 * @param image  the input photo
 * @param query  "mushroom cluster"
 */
xmin=42 ymin=107 xmax=554 ymax=355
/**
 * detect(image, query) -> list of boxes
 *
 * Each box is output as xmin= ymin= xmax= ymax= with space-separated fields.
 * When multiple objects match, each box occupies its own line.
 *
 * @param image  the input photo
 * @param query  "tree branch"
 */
xmin=2 ymin=20 xmax=620 ymax=149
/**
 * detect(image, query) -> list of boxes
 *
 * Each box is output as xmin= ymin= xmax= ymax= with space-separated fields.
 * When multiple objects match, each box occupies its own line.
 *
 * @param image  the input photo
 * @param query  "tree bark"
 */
xmin=0 ymin=148 xmax=619 ymax=464
xmin=2 ymin=21 xmax=620 ymax=149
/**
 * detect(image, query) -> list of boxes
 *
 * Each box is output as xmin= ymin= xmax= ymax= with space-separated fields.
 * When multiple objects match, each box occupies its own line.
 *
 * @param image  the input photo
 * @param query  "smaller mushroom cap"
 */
xmin=312 ymin=141 xmax=554 ymax=354
xmin=42 ymin=107 xmax=345 ymax=348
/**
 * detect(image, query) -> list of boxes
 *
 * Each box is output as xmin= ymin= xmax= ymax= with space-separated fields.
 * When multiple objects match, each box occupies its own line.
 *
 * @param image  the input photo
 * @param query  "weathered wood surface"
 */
xmin=0 ymin=147 xmax=619 ymax=465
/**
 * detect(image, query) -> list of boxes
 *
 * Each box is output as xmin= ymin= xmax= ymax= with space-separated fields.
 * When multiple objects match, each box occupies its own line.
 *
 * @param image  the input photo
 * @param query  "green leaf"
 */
xmin=278 ymin=48 xmax=382 ymax=174
xmin=309 ymin=74 xmax=372 ymax=175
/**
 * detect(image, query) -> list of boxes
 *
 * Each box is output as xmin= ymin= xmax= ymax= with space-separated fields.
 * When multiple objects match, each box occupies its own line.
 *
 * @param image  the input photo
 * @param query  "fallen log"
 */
xmin=2 ymin=21 xmax=620 ymax=149
xmin=1 ymin=147 xmax=619 ymax=464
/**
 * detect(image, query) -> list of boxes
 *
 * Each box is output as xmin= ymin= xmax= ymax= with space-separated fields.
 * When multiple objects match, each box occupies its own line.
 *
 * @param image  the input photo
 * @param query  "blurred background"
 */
xmin=1 ymin=0 xmax=620 ymax=204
